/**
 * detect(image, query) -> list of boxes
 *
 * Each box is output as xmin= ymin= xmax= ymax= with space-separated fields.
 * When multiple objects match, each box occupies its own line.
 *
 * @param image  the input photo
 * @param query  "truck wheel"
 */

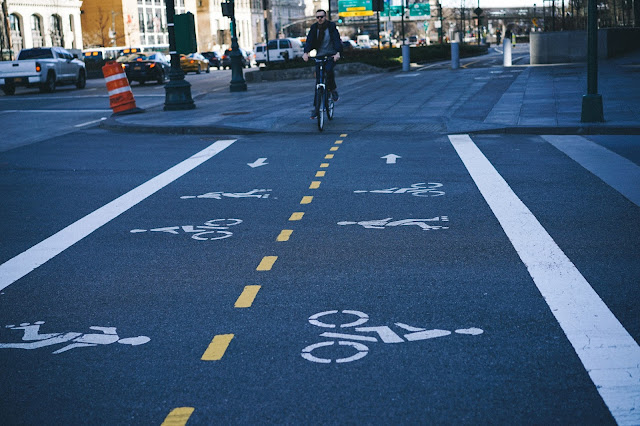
xmin=2 ymin=84 xmax=15 ymax=95
xmin=40 ymin=73 xmax=56 ymax=93
xmin=76 ymin=70 xmax=86 ymax=89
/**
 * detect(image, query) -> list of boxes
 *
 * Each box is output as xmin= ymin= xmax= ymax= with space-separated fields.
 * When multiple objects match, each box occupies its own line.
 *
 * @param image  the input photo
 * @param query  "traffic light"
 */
xmin=174 ymin=12 xmax=197 ymax=54
xmin=337 ymin=17 xmax=343 ymax=23
xmin=221 ymin=1 xmax=234 ymax=17
xmin=372 ymin=0 xmax=384 ymax=12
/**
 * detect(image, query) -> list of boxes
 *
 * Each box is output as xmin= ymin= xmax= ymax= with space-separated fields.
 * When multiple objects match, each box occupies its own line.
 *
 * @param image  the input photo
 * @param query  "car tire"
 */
xmin=2 ymin=84 xmax=16 ymax=95
xmin=40 ymin=72 xmax=56 ymax=93
xmin=196 ymin=65 xmax=201 ymax=74
xmin=157 ymin=71 xmax=165 ymax=85
xmin=206 ymin=64 xmax=210 ymax=73
xmin=76 ymin=70 xmax=86 ymax=89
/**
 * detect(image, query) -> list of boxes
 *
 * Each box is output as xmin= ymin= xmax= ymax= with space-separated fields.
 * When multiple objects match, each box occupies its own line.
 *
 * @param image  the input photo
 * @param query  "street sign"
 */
xmin=409 ymin=3 xmax=430 ymax=17
xmin=339 ymin=0 xmax=374 ymax=17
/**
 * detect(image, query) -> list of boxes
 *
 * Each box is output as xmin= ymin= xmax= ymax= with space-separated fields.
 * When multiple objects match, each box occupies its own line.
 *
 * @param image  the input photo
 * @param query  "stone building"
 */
xmin=80 ymin=0 xmax=194 ymax=49
xmin=1 ymin=0 xmax=83 ymax=58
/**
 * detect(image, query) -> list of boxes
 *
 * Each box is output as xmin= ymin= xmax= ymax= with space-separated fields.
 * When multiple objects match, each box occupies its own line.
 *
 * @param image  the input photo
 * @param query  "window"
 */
xmin=50 ymin=14 xmax=64 ymax=47
xmin=30 ymin=15 xmax=43 ymax=47
xmin=138 ymin=9 xmax=145 ymax=33
xmin=9 ymin=14 xmax=23 ymax=52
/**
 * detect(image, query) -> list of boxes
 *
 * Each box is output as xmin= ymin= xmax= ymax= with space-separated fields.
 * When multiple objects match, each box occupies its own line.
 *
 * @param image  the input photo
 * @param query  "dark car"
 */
xmin=202 ymin=51 xmax=222 ymax=69
xmin=221 ymin=48 xmax=251 ymax=69
xmin=117 ymin=51 xmax=170 ymax=85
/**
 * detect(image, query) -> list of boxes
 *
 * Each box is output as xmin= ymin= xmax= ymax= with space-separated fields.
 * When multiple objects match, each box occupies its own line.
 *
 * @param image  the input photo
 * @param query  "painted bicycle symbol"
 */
xmin=301 ymin=310 xmax=483 ymax=364
xmin=354 ymin=182 xmax=445 ymax=197
xmin=0 ymin=321 xmax=150 ymax=354
xmin=180 ymin=189 xmax=272 ymax=200
xmin=130 ymin=219 xmax=242 ymax=241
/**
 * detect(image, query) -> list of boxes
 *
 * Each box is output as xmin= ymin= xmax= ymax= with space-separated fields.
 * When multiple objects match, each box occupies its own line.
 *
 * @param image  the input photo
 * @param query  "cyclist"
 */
xmin=302 ymin=9 xmax=343 ymax=119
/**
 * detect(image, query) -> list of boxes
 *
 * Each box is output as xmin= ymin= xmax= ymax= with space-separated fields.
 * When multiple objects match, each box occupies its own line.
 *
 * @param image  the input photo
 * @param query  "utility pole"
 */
xmin=2 ymin=0 xmax=13 ymax=60
xmin=164 ymin=0 xmax=195 ymax=110
xmin=580 ymin=0 xmax=604 ymax=122
xmin=438 ymin=1 xmax=443 ymax=43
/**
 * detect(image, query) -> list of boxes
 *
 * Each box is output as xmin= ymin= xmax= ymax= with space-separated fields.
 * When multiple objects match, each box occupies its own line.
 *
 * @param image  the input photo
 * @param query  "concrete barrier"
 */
xmin=530 ymin=28 xmax=640 ymax=64
xmin=244 ymin=62 xmax=385 ymax=83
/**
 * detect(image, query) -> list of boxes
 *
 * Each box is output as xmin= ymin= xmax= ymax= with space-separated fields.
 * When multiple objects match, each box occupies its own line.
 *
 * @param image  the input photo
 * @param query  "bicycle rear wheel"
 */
xmin=316 ymin=87 xmax=325 ymax=131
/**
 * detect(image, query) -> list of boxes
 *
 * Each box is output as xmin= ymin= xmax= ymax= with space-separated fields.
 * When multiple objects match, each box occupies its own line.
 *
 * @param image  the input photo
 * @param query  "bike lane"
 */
xmin=0 ymin=132 xmax=332 ymax=423
xmin=155 ymin=132 xmax=619 ymax=423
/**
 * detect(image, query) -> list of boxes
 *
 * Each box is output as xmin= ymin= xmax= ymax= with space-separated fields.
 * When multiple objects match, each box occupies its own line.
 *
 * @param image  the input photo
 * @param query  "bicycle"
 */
xmin=313 ymin=56 xmax=335 ymax=131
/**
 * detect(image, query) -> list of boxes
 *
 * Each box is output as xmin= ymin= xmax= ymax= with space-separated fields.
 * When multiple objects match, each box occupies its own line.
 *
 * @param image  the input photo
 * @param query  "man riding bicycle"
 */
xmin=303 ymin=9 xmax=343 ymax=119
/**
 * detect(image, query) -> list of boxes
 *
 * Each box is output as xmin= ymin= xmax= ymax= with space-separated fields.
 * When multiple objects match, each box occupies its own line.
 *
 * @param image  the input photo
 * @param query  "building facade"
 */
xmin=80 ymin=0 xmax=194 ymax=49
xmin=1 ymin=0 xmax=83 ymax=58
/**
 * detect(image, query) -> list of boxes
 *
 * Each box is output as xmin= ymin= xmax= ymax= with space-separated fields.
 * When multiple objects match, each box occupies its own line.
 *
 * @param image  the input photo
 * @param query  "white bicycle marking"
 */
xmin=354 ymin=182 xmax=445 ymax=197
xmin=181 ymin=189 xmax=272 ymax=200
xmin=302 ymin=310 xmax=483 ymax=363
xmin=337 ymin=217 xmax=449 ymax=231
xmin=130 ymin=219 xmax=242 ymax=241
xmin=0 ymin=322 xmax=149 ymax=354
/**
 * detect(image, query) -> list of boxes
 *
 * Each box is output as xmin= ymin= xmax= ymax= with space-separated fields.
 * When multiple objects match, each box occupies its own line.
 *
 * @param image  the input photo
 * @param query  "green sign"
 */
xmin=339 ymin=0 xmax=374 ymax=16
xmin=409 ymin=3 xmax=430 ymax=17
xmin=380 ymin=1 xmax=430 ymax=18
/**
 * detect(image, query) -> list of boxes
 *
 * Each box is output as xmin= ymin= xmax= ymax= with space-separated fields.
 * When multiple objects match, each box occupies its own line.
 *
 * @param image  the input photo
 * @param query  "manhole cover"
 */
xmin=222 ymin=111 xmax=251 ymax=116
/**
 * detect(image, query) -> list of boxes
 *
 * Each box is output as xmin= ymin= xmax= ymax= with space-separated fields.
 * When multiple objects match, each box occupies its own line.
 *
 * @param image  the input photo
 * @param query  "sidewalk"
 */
xmin=102 ymin=48 xmax=640 ymax=135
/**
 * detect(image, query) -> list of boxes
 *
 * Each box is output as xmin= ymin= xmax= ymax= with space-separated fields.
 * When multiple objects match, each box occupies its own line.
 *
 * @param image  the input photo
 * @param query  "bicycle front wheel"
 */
xmin=316 ymin=87 xmax=325 ymax=131
xmin=327 ymin=96 xmax=334 ymax=120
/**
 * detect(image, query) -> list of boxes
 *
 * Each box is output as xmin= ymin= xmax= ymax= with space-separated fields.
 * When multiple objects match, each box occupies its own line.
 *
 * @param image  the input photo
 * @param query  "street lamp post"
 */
xmin=580 ymin=0 xmax=604 ymax=122
xmin=164 ymin=0 xmax=195 ymax=110
xmin=228 ymin=0 xmax=247 ymax=92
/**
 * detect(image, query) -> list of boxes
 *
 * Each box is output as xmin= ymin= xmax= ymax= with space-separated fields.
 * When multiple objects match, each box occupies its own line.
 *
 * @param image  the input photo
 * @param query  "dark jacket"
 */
xmin=304 ymin=21 xmax=343 ymax=54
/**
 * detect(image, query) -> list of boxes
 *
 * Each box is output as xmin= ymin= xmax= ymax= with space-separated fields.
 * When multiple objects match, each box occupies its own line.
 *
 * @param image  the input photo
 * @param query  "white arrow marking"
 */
xmin=247 ymin=158 xmax=268 ymax=168
xmin=381 ymin=154 xmax=401 ymax=164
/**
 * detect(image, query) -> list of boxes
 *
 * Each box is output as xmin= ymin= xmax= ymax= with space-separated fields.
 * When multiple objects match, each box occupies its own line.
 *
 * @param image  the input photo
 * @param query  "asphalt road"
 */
xmin=1 ymin=114 xmax=639 ymax=423
xmin=0 ymin=68 xmax=234 ymax=152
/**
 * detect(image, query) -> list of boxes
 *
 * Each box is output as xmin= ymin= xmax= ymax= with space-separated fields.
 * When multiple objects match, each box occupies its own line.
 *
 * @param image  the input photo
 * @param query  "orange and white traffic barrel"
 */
xmin=102 ymin=61 xmax=143 ymax=115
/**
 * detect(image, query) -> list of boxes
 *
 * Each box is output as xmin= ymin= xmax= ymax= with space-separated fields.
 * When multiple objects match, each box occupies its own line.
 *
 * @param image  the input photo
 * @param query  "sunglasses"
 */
xmin=316 ymin=15 xmax=326 ymax=19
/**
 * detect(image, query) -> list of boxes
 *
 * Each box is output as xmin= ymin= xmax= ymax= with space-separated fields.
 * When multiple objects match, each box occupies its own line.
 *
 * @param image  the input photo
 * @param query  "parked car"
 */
xmin=255 ymin=38 xmax=304 ymax=65
xmin=221 ymin=48 xmax=251 ymax=69
xmin=117 ymin=51 xmax=170 ymax=85
xmin=0 ymin=47 xmax=86 ymax=95
xmin=202 ymin=51 xmax=222 ymax=69
xmin=180 ymin=53 xmax=210 ymax=74
xmin=342 ymin=40 xmax=358 ymax=51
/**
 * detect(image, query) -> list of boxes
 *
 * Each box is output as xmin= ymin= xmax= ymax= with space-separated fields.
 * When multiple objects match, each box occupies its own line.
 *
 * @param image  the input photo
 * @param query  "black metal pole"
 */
xmin=164 ymin=0 xmax=195 ymax=110
xmin=580 ymin=0 xmax=604 ymax=121
xmin=377 ymin=11 xmax=381 ymax=50
xmin=229 ymin=0 xmax=247 ymax=92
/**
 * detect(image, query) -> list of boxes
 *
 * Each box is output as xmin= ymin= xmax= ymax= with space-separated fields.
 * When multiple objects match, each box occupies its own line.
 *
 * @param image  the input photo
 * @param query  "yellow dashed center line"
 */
xmin=162 ymin=407 xmax=195 ymax=426
xmin=289 ymin=212 xmax=304 ymax=221
xmin=315 ymin=171 xmax=326 ymax=177
xmin=235 ymin=285 xmax=261 ymax=308
xmin=330 ymin=146 xmax=339 ymax=151
xmin=335 ymin=140 xmax=343 ymax=144
xmin=201 ymin=334 xmax=234 ymax=361
xmin=300 ymin=196 xmax=313 ymax=204
xmin=340 ymin=133 xmax=348 ymax=137
xmin=309 ymin=181 xmax=321 ymax=189
xmin=257 ymin=255 xmax=278 ymax=270
xmin=277 ymin=229 xmax=293 ymax=241
xmin=320 ymin=163 xmax=330 ymax=168
xmin=324 ymin=154 xmax=334 ymax=159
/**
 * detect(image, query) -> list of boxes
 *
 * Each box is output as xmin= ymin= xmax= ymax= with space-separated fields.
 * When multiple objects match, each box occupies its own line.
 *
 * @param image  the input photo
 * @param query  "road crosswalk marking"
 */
xmin=542 ymin=135 xmax=640 ymax=207
xmin=449 ymin=134 xmax=640 ymax=425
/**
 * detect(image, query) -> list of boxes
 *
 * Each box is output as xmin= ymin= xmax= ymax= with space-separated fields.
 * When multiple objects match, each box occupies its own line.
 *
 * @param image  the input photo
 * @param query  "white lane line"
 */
xmin=0 ymin=139 xmax=236 ymax=292
xmin=542 ymin=135 xmax=640 ymax=207
xmin=3 ymin=109 xmax=112 ymax=113
xmin=448 ymin=134 xmax=640 ymax=425
xmin=74 ymin=117 xmax=108 ymax=128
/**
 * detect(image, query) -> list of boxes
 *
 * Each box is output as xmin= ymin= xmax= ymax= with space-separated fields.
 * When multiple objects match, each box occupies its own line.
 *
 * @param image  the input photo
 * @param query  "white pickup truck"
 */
xmin=0 ymin=47 xmax=87 ymax=95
